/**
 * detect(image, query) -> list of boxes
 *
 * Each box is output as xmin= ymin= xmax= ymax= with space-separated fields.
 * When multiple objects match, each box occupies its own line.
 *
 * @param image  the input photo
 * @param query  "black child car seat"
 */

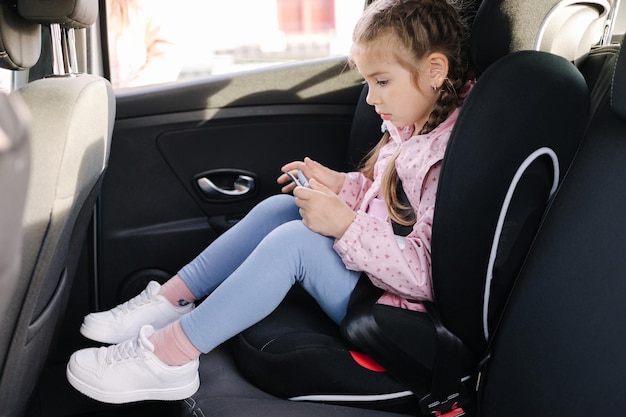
xmin=232 ymin=49 xmax=590 ymax=416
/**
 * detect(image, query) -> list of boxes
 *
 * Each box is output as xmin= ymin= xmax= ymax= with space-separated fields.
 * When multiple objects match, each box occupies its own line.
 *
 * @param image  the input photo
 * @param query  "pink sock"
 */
xmin=149 ymin=321 xmax=201 ymax=366
xmin=158 ymin=275 xmax=196 ymax=307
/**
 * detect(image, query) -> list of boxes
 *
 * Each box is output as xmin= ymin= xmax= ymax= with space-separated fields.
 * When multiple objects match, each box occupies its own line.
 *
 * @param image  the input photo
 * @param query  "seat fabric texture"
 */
xmin=0 ymin=91 xmax=30 ymax=367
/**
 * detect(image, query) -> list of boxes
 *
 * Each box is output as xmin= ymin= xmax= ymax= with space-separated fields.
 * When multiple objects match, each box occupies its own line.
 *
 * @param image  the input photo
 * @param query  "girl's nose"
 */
xmin=365 ymin=89 xmax=378 ymax=106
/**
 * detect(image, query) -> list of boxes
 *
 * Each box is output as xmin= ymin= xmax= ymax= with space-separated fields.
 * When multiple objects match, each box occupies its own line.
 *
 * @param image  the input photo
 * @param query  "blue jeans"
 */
xmin=177 ymin=194 xmax=361 ymax=353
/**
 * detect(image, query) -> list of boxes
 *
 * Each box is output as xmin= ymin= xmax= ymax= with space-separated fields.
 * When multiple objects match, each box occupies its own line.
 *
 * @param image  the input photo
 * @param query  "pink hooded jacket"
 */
xmin=334 ymin=108 xmax=460 ymax=311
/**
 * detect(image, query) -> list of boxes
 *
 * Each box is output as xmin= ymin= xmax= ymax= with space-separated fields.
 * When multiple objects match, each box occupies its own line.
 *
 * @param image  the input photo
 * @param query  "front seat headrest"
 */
xmin=17 ymin=0 xmax=98 ymax=28
xmin=0 ymin=1 xmax=41 ymax=70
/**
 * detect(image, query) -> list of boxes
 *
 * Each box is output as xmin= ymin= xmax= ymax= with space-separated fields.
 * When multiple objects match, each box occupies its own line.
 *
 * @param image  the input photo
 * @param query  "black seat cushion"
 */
xmin=232 ymin=285 xmax=420 ymax=414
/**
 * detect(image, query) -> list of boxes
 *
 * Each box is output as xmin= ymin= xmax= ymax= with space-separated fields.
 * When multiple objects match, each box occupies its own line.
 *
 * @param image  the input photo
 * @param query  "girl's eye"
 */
xmin=376 ymin=80 xmax=388 ymax=86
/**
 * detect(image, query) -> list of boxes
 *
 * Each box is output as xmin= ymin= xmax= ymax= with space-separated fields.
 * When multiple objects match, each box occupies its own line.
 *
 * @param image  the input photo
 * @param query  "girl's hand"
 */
xmin=294 ymin=178 xmax=356 ymax=239
xmin=278 ymin=157 xmax=346 ymax=194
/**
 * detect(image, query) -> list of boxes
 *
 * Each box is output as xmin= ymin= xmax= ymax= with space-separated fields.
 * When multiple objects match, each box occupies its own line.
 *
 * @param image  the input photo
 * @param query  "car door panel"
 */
xmin=96 ymin=57 xmax=364 ymax=308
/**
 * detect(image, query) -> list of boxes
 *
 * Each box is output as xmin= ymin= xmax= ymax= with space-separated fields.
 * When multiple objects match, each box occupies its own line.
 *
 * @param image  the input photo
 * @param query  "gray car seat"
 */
xmin=0 ymin=0 xmax=36 ymax=362
xmin=0 ymin=1 xmax=115 ymax=416
xmin=0 ymin=91 xmax=30 ymax=368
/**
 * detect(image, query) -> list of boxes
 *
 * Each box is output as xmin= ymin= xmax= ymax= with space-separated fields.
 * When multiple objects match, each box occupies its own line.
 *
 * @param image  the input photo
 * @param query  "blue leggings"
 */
xmin=177 ymin=194 xmax=361 ymax=353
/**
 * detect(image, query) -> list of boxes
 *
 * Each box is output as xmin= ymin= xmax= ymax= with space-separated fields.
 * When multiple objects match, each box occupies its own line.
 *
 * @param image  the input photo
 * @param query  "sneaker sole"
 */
xmin=66 ymin=364 xmax=200 ymax=404
xmin=80 ymin=305 xmax=195 ymax=345
xmin=79 ymin=323 xmax=138 ymax=345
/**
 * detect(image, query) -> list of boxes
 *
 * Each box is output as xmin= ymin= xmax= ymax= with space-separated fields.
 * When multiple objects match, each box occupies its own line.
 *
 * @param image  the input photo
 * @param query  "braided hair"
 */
xmin=351 ymin=0 xmax=470 ymax=226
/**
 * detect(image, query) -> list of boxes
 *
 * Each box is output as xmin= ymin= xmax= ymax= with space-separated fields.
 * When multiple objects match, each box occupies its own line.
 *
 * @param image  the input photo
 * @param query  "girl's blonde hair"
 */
xmin=351 ymin=0 xmax=470 ymax=226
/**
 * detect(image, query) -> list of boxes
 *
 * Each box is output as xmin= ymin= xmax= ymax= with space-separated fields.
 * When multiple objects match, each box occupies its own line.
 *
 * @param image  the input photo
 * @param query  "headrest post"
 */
xmin=49 ymin=24 xmax=79 ymax=75
xmin=63 ymin=27 xmax=78 ymax=74
xmin=49 ymin=23 xmax=65 ymax=75
xmin=601 ymin=0 xmax=620 ymax=45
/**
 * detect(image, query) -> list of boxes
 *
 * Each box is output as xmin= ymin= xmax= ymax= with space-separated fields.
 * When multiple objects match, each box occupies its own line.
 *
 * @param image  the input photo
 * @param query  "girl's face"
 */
xmin=351 ymin=34 xmax=444 ymax=131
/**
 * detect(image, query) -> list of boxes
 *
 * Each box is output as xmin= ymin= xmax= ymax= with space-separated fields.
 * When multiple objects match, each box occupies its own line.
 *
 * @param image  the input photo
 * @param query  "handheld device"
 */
xmin=286 ymin=171 xmax=311 ymax=188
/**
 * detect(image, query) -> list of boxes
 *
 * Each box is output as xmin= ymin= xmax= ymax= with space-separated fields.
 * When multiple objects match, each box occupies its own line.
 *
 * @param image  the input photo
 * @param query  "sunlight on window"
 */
xmin=177 ymin=0 xmax=362 ymax=77
xmin=106 ymin=0 xmax=182 ymax=88
xmin=107 ymin=0 xmax=364 ymax=88
xmin=0 ymin=69 xmax=11 ymax=93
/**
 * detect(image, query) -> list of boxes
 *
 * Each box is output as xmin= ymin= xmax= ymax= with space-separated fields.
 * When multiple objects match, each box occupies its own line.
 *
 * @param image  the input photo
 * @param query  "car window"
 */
xmin=0 ymin=69 xmax=10 ymax=93
xmin=613 ymin=0 xmax=625 ymax=43
xmin=104 ymin=0 xmax=366 ymax=89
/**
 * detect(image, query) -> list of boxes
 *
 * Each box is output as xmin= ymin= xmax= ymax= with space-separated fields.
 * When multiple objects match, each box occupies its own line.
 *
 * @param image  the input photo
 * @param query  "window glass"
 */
xmin=105 ymin=0 xmax=364 ymax=89
xmin=0 ymin=69 xmax=11 ymax=93
xmin=613 ymin=0 xmax=625 ymax=43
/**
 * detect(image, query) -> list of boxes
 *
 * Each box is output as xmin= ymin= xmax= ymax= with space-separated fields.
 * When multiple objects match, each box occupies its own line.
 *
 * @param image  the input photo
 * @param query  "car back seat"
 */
xmin=478 ymin=32 xmax=626 ymax=417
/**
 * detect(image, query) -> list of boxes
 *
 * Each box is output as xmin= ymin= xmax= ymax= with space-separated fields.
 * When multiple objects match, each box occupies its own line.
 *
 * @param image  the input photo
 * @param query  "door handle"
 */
xmin=197 ymin=174 xmax=255 ymax=199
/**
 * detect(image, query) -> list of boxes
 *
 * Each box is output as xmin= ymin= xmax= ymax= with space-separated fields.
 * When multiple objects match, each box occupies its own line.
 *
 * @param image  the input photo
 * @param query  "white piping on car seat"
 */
xmin=289 ymin=390 xmax=414 ymax=403
xmin=482 ymin=147 xmax=559 ymax=341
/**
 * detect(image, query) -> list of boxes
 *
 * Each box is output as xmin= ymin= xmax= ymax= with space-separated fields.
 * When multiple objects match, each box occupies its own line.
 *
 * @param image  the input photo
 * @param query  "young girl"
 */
xmin=67 ymin=0 xmax=471 ymax=404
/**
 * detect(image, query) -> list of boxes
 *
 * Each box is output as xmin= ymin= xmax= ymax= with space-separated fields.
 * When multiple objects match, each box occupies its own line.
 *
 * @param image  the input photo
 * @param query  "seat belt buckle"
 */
xmin=434 ymin=405 xmax=465 ymax=417
xmin=419 ymin=384 xmax=468 ymax=417
xmin=435 ymin=407 xmax=465 ymax=417
xmin=420 ymin=396 xmax=465 ymax=417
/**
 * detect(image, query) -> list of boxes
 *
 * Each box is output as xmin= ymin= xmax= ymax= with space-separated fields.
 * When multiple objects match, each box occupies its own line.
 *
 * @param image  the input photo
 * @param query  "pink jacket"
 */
xmin=334 ymin=108 xmax=460 ymax=311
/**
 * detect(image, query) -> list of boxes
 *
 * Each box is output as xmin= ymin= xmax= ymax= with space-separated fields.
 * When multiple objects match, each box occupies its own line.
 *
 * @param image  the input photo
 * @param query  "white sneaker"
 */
xmin=80 ymin=281 xmax=194 ymax=344
xmin=67 ymin=325 xmax=200 ymax=404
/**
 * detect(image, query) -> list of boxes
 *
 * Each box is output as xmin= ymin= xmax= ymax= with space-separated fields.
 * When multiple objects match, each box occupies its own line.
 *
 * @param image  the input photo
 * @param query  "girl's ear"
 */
xmin=428 ymin=52 xmax=449 ymax=89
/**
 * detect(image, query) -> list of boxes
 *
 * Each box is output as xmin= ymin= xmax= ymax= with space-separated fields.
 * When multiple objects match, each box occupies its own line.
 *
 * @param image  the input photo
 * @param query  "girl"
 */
xmin=66 ymin=0 xmax=471 ymax=404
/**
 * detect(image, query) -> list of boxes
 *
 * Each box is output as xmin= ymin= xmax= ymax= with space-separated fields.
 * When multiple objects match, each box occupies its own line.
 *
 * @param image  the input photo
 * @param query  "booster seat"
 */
xmin=232 ymin=49 xmax=590 ymax=416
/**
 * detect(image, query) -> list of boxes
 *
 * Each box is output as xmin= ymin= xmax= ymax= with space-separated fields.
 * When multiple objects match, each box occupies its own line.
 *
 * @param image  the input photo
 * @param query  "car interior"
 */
xmin=0 ymin=0 xmax=625 ymax=416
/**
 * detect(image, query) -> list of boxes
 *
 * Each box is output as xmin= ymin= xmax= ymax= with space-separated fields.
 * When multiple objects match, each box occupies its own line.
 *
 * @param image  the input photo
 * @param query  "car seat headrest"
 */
xmin=611 ymin=35 xmax=626 ymax=121
xmin=471 ymin=0 xmax=609 ymax=73
xmin=0 ymin=1 xmax=41 ymax=70
xmin=18 ymin=0 xmax=98 ymax=29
